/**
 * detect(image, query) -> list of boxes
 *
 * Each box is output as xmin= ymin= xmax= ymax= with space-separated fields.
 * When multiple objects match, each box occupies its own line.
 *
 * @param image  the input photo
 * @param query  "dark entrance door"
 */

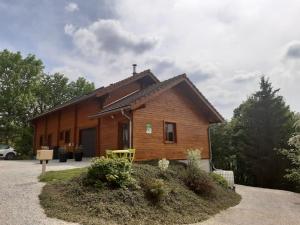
xmin=118 ymin=122 xmax=129 ymax=149
xmin=79 ymin=128 xmax=97 ymax=157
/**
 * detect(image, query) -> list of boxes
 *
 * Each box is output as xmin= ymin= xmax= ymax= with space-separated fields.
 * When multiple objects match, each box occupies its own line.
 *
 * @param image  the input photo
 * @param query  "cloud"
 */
xmin=231 ymin=72 xmax=259 ymax=84
xmin=65 ymin=2 xmax=79 ymax=12
xmin=285 ymin=41 xmax=300 ymax=59
xmin=65 ymin=19 xmax=157 ymax=56
xmin=64 ymin=24 xmax=75 ymax=35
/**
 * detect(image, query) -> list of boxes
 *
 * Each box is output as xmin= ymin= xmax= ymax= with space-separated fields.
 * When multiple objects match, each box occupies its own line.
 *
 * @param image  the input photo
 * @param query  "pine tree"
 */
xmin=232 ymin=77 xmax=294 ymax=188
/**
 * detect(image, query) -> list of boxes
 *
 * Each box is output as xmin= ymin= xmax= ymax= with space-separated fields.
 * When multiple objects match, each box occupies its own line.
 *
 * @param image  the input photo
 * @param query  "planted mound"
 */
xmin=39 ymin=160 xmax=240 ymax=225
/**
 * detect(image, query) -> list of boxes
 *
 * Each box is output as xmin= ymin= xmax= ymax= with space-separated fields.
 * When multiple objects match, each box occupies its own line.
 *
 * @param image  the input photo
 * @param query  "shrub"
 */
xmin=187 ymin=149 xmax=202 ymax=169
xmin=183 ymin=149 xmax=215 ymax=195
xmin=210 ymin=173 xmax=229 ymax=189
xmin=183 ymin=166 xmax=215 ymax=195
xmin=87 ymin=157 xmax=134 ymax=188
xmin=158 ymin=158 xmax=169 ymax=172
xmin=144 ymin=178 xmax=168 ymax=203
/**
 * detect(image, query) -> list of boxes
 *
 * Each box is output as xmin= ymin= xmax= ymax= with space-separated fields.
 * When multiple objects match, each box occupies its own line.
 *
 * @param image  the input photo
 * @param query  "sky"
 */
xmin=0 ymin=0 xmax=300 ymax=119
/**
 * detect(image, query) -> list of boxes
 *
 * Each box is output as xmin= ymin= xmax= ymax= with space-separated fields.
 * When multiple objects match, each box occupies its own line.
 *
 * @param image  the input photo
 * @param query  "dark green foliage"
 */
xmin=211 ymin=76 xmax=295 ymax=190
xmin=86 ymin=157 xmax=134 ymax=188
xmin=210 ymin=173 xmax=229 ymax=189
xmin=0 ymin=49 xmax=95 ymax=156
xmin=39 ymin=163 xmax=241 ymax=225
xmin=210 ymin=122 xmax=237 ymax=171
xmin=144 ymin=178 xmax=168 ymax=203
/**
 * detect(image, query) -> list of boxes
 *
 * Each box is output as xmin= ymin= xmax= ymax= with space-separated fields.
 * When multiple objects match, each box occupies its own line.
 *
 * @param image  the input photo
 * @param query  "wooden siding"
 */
xmin=132 ymin=87 xmax=210 ymax=161
xmin=104 ymin=81 xmax=141 ymax=106
xmin=99 ymin=113 xmax=128 ymax=155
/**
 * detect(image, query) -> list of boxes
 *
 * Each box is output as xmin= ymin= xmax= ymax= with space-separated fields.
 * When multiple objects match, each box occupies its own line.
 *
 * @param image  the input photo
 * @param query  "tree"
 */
xmin=0 ymin=49 xmax=95 ymax=156
xmin=211 ymin=76 xmax=295 ymax=190
xmin=231 ymin=77 xmax=294 ymax=188
xmin=281 ymin=113 xmax=300 ymax=192
xmin=68 ymin=77 xmax=95 ymax=99
xmin=0 ymin=50 xmax=43 ymax=143
xmin=210 ymin=122 xmax=237 ymax=171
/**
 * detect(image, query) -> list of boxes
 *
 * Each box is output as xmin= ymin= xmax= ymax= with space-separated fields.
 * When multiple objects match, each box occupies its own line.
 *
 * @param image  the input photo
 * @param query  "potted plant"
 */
xmin=58 ymin=147 xmax=68 ymax=162
xmin=74 ymin=145 xmax=83 ymax=161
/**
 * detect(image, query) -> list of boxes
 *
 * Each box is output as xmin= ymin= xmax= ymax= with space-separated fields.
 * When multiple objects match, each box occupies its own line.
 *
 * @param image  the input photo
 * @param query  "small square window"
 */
xmin=164 ymin=122 xmax=176 ymax=143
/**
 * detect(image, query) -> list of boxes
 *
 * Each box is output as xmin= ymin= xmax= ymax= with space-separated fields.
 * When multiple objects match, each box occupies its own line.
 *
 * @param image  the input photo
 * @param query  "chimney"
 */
xmin=132 ymin=64 xmax=137 ymax=75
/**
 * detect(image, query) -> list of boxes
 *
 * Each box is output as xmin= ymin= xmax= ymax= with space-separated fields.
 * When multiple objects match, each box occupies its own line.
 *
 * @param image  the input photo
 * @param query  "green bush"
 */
xmin=183 ymin=165 xmax=215 ymax=196
xmin=87 ymin=157 xmax=134 ymax=188
xmin=186 ymin=149 xmax=202 ymax=169
xmin=210 ymin=173 xmax=228 ymax=189
xmin=144 ymin=178 xmax=168 ymax=203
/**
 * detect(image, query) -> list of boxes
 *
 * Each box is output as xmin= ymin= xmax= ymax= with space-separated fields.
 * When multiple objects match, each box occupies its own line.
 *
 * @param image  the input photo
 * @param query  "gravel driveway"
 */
xmin=1 ymin=160 xmax=299 ymax=225
xmin=0 ymin=160 xmax=90 ymax=225
xmin=196 ymin=185 xmax=300 ymax=225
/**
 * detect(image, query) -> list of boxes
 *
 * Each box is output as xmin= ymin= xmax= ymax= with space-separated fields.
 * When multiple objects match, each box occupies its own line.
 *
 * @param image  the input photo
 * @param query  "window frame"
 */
xmin=164 ymin=121 xmax=177 ymax=144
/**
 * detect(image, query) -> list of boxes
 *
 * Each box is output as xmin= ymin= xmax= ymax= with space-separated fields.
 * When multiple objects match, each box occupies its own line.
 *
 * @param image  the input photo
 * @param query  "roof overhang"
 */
xmin=88 ymin=106 xmax=131 ymax=118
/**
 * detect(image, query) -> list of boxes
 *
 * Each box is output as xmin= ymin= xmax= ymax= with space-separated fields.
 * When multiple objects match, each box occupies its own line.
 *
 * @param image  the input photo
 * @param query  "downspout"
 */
xmin=208 ymin=125 xmax=214 ymax=172
xmin=121 ymin=109 xmax=132 ymax=148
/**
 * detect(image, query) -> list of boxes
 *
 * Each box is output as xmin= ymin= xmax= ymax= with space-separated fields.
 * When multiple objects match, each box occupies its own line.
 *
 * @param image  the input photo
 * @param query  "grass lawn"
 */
xmin=39 ymin=167 xmax=88 ymax=183
xmin=39 ymin=162 xmax=241 ymax=225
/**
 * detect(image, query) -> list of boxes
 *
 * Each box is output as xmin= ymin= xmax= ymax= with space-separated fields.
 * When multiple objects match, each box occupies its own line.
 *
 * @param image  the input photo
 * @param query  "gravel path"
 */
xmin=195 ymin=185 xmax=300 ymax=225
xmin=1 ymin=160 xmax=299 ymax=225
xmin=0 ymin=160 xmax=90 ymax=225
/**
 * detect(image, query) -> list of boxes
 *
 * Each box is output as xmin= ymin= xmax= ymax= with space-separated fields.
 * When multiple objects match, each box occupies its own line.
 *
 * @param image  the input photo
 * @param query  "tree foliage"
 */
xmin=280 ymin=113 xmax=300 ymax=192
xmin=0 ymin=49 xmax=95 ymax=156
xmin=211 ymin=77 xmax=296 ymax=190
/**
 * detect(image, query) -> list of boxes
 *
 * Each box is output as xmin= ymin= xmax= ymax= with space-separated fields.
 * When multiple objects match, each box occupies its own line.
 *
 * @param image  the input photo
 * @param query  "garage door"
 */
xmin=79 ymin=128 xmax=97 ymax=157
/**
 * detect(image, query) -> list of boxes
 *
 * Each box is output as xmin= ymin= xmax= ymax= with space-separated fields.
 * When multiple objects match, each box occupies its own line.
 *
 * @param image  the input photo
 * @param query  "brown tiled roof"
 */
xmin=30 ymin=69 xmax=158 ymax=120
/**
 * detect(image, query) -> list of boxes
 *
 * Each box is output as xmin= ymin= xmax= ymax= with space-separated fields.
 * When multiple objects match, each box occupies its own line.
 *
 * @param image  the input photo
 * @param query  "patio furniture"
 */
xmin=105 ymin=149 xmax=136 ymax=162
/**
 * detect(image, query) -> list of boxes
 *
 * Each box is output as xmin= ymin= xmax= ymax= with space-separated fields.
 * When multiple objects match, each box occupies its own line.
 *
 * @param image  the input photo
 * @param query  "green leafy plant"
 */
xmin=187 ymin=149 xmax=202 ymax=169
xmin=144 ymin=178 xmax=168 ymax=203
xmin=87 ymin=157 xmax=134 ymax=188
xmin=210 ymin=173 xmax=229 ymax=189
xmin=183 ymin=149 xmax=215 ymax=195
xmin=183 ymin=166 xmax=215 ymax=195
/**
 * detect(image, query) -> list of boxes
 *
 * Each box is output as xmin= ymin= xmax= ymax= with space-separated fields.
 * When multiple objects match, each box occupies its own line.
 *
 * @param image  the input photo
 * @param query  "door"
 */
xmin=79 ymin=128 xmax=97 ymax=157
xmin=118 ymin=122 xmax=129 ymax=149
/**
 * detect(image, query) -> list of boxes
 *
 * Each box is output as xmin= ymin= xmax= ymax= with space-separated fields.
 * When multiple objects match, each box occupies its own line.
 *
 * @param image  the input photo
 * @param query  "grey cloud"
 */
xmin=147 ymin=57 xmax=214 ymax=82
xmin=189 ymin=69 xmax=214 ymax=83
xmin=286 ymin=42 xmax=300 ymax=59
xmin=67 ymin=19 xmax=157 ymax=56
xmin=232 ymin=73 xmax=257 ymax=84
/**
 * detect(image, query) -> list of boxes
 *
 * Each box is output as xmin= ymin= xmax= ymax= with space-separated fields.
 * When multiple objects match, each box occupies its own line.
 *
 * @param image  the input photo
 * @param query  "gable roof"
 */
xmin=89 ymin=74 xmax=224 ymax=123
xmin=30 ymin=69 xmax=159 ymax=121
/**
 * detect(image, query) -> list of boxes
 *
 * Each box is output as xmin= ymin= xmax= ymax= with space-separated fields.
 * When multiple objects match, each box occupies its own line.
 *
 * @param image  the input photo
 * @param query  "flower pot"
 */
xmin=74 ymin=152 xmax=83 ymax=161
xmin=59 ymin=153 xmax=68 ymax=162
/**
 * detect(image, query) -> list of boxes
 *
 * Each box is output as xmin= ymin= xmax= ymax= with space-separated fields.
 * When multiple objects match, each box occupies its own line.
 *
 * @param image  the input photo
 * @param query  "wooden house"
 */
xmin=31 ymin=69 xmax=224 ymax=171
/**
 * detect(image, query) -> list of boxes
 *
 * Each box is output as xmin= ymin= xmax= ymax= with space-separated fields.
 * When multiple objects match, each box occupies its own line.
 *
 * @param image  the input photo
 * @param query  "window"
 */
xmin=0 ymin=144 xmax=9 ymax=149
xmin=164 ymin=122 xmax=176 ymax=143
xmin=39 ymin=135 xmax=43 ymax=146
xmin=64 ymin=130 xmax=71 ymax=144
